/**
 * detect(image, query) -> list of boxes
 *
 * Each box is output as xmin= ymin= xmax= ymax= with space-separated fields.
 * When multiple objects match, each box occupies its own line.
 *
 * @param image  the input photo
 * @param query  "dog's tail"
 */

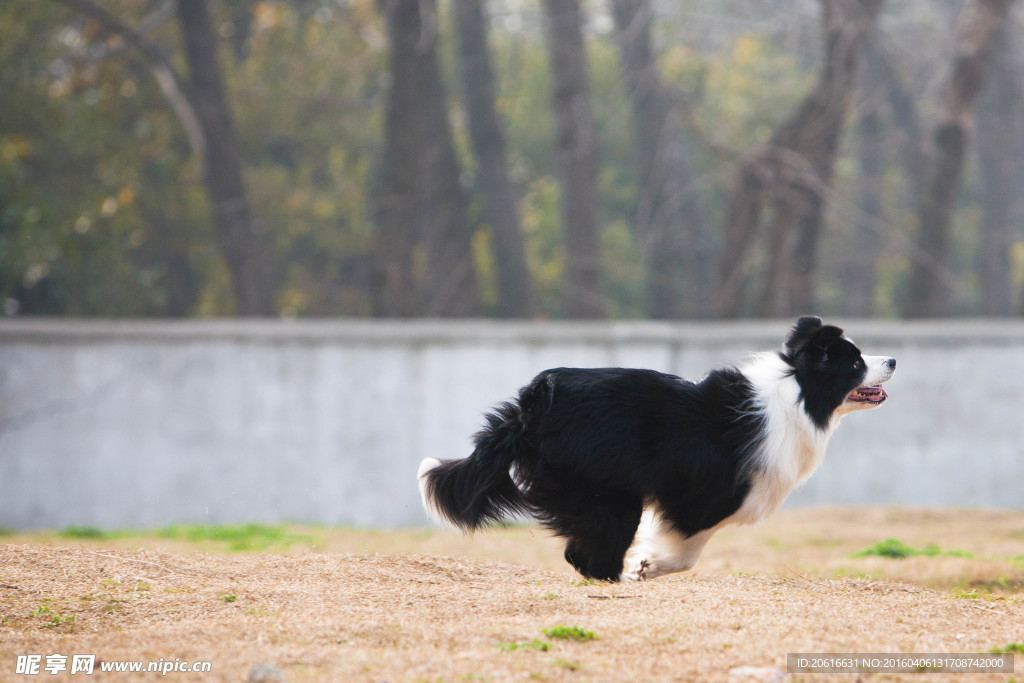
xmin=417 ymin=376 xmax=551 ymax=531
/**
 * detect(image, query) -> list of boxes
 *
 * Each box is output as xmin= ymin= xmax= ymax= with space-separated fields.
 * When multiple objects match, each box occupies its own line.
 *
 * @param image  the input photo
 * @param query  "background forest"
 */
xmin=1 ymin=0 xmax=1022 ymax=320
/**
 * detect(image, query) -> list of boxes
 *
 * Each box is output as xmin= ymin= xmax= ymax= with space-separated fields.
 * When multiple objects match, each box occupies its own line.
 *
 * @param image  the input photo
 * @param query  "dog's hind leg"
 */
xmin=542 ymin=493 xmax=643 ymax=582
xmin=621 ymin=505 xmax=716 ymax=581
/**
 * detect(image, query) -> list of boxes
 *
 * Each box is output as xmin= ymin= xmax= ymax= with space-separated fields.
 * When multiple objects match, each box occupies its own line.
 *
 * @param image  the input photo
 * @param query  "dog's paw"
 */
xmin=620 ymin=558 xmax=650 ymax=582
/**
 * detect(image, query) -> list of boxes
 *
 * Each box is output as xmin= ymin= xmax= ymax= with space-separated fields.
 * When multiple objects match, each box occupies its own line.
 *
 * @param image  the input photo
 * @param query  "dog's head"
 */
xmin=780 ymin=316 xmax=895 ymax=429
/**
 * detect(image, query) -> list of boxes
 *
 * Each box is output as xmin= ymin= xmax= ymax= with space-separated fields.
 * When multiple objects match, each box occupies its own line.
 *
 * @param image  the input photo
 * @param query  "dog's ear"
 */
xmin=785 ymin=316 xmax=824 ymax=353
xmin=810 ymin=324 xmax=844 ymax=351
xmin=784 ymin=317 xmax=845 ymax=369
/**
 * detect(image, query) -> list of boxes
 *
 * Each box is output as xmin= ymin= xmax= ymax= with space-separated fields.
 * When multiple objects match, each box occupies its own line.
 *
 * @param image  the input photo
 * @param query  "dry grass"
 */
xmin=1 ymin=507 xmax=1022 ymax=681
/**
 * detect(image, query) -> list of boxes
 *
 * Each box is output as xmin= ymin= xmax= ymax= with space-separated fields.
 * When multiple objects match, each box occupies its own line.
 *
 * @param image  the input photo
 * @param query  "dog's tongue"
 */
xmin=848 ymin=385 xmax=887 ymax=403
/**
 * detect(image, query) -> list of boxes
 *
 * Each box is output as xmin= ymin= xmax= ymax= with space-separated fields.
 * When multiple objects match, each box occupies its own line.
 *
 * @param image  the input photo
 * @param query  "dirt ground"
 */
xmin=1 ymin=507 xmax=1022 ymax=682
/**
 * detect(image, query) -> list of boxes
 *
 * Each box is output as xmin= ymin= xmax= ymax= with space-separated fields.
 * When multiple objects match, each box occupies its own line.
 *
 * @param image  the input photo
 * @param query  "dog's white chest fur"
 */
xmin=731 ymin=353 xmax=835 ymax=524
xmin=622 ymin=353 xmax=836 ymax=582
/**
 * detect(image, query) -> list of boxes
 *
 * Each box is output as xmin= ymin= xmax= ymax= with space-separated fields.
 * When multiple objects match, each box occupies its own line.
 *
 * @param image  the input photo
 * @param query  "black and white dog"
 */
xmin=418 ymin=317 xmax=895 ymax=582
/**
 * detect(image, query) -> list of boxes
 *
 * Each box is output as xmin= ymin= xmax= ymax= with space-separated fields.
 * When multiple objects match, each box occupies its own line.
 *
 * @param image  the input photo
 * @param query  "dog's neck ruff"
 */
xmin=732 ymin=352 xmax=837 ymax=525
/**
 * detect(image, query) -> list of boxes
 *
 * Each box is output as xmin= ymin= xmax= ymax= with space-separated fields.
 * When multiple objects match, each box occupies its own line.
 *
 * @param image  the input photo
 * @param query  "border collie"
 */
xmin=418 ymin=317 xmax=895 ymax=582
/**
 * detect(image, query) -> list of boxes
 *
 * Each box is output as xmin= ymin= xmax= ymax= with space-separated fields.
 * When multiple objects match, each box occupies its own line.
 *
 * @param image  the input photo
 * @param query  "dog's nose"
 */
xmin=886 ymin=358 xmax=896 ymax=370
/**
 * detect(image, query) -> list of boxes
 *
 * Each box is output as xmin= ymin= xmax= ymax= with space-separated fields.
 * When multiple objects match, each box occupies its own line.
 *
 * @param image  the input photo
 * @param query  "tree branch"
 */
xmin=51 ymin=0 xmax=206 ymax=169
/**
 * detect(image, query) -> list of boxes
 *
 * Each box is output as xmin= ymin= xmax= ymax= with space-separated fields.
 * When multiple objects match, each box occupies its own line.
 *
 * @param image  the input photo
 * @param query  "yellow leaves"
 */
xmin=348 ymin=0 xmax=382 ymax=27
xmin=282 ymin=189 xmax=336 ymax=224
xmin=305 ymin=21 xmax=322 ymax=47
xmin=22 ymin=262 xmax=50 ymax=288
xmin=694 ymin=32 xmax=810 ymax=152
xmin=278 ymin=288 xmax=310 ymax=319
xmin=327 ymin=145 xmax=348 ymax=178
xmin=520 ymin=177 xmax=564 ymax=312
xmin=311 ymin=198 xmax=337 ymax=221
xmin=471 ymin=226 xmax=498 ymax=309
xmin=716 ymin=36 xmax=771 ymax=100
xmin=94 ymin=188 xmax=135 ymax=221
xmin=1011 ymin=242 xmax=1024 ymax=290
xmin=1 ymin=135 xmax=33 ymax=164
xmin=253 ymin=2 xmax=284 ymax=33
xmin=660 ymin=45 xmax=704 ymax=90
xmin=732 ymin=35 xmax=762 ymax=65
xmin=494 ymin=96 xmax=510 ymax=118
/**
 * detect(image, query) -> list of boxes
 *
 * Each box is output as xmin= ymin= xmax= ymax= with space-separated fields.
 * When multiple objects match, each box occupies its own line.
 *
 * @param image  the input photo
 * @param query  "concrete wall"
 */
xmin=1 ymin=318 xmax=1022 ymax=530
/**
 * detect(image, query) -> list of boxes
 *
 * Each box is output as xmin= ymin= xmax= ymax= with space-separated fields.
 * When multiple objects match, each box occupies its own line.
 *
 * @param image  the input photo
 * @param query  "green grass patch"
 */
xmin=542 ymin=626 xmax=597 ymax=642
xmin=154 ymin=523 xmax=310 ymax=551
xmin=853 ymin=538 xmax=973 ymax=559
xmin=22 ymin=522 xmax=315 ymax=552
xmin=30 ymin=605 xmax=75 ymax=630
xmin=59 ymin=525 xmax=111 ymax=540
xmin=496 ymin=639 xmax=550 ymax=652
xmin=989 ymin=643 xmax=1024 ymax=654
xmin=41 ymin=614 xmax=75 ymax=629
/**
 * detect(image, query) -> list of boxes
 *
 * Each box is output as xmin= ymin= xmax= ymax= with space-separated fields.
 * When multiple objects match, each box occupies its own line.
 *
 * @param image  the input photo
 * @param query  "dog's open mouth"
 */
xmin=847 ymin=384 xmax=887 ymax=404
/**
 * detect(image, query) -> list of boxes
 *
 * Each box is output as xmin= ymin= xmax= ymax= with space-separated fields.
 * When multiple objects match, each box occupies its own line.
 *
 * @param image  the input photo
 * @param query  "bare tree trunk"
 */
xmin=845 ymin=30 xmax=930 ymax=317
xmin=714 ymin=148 xmax=770 ymax=317
xmin=374 ymin=0 xmax=480 ymax=317
xmin=866 ymin=32 xmax=928 ymax=216
xmin=848 ymin=102 xmax=884 ymax=316
xmin=976 ymin=20 xmax=1020 ymax=316
xmin=373 ymin=0 xmax=421 ymax=316
xmin=542 ymin=0 xmax=605 ymax=318
xmin=609 ymin=0 xmax=710 ymax=318
xmin=417 ymin=1 xmax=481 ymax=317
xmin=714 ymin=0 xmax=881 ymax=318
xmin=841 ymin=27 xmax=887 ymax=317
xmin=177 ymin=0 xmax=276 ymax=316
xmin=903 ymin=0 xmax=1012 ymax=318
xmin=453 ymin=0 xmax=536 ymax=318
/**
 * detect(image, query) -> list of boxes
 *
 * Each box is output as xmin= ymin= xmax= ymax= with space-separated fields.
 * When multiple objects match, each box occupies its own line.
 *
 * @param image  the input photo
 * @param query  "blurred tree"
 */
xmin=7 ymin=1 xmax=1022 ymax=321
xmin=715 ymin=0 xmax=882 ymax=318
xmin=373 ymin=0 xmax=422 ymax=316
xmin=841 ymin=23 xmax=887 ymax=318
xmin=52 ymin=0 xmax=276 ymax=315
xmin=975 ymin=19 xmax=1021 ymax=316
xmin=2 ymin=1 xmax=203 ymax=316
xmin=827 ymin=26 xmax=929 ymax=318
xmin=542 ymin=0 xmax=604 ymax=318
xmin=416 ymin=0 xmax=480 ymax=317
xmin=176 ymin=0 xmax=276 ymax=315
xmin=230 ymin=1 xmax=383 ymax=317
xmin=903 ymin=0 xmax=1012 ymax=317
xmin=609 ymin=0 xmax=710 ymax=318
xmin=374 ymin=0 xmax=479 ymax=317
xmin=453 ymin=0 xmax=535 ymax=318
xmin=868 ymin=33 xmax=927 ymax=216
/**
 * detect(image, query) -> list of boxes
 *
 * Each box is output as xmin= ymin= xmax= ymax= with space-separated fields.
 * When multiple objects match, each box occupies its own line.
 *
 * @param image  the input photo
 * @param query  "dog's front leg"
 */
xmin=621 ymin=508 xmax=715 ymax=581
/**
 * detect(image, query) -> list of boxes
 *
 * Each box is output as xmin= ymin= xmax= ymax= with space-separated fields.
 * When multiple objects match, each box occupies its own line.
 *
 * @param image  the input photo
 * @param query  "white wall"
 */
xmin=1 ymin=318 xmax=1021 ymax=530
